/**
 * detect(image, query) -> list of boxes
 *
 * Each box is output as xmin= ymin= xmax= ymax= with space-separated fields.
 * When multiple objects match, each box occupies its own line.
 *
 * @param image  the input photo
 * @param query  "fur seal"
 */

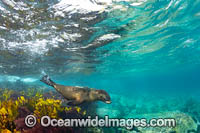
xmin=40 ymin=75 xmax=111 ymax=105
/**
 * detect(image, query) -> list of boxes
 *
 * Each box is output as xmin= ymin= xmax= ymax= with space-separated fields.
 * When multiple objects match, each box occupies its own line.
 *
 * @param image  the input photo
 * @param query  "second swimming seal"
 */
xmin=40 ymin=75 xmax=111 ymax=105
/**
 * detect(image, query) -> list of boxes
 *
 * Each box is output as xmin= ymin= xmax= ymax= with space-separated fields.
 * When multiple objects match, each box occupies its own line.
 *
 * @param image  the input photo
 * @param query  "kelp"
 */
xmin=0 ymin=88 xmax=86 ymax=132
xmin=0 ymin=96 xmax=26 ymax=131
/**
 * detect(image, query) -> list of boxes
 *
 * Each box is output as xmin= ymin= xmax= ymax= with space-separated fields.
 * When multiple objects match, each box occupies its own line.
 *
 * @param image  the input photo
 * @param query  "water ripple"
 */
xmin=0 ymin=0 xmax=200 ymax=76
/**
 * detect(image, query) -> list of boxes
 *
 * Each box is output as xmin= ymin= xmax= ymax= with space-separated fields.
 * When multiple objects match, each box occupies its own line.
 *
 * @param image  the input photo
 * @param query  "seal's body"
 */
xmin=40 ymin=75 xmax=111 ymax=105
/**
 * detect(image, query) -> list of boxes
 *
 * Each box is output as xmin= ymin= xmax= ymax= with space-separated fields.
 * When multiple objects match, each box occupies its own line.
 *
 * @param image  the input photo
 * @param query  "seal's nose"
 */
xmin=105 ymin=101 xmax=111 ymax=104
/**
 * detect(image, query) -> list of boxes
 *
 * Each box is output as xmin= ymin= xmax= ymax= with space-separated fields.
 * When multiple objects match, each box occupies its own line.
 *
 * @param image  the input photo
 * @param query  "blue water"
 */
xmin=0 ymin=0 xmax=200 ymax=129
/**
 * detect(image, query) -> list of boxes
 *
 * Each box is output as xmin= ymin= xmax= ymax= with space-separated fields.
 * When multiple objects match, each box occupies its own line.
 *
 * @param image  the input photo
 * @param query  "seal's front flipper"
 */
xmin=40 ymin=75 xmax=55 ymax=87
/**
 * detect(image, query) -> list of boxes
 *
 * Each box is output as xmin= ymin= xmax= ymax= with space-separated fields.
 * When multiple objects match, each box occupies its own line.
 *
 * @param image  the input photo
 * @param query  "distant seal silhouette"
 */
xmin=40 ymin=75 xmax=111 ymax=105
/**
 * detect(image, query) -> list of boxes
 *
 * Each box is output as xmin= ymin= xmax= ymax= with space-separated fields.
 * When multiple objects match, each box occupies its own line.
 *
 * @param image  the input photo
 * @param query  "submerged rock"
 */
xmin=96 ymin=107 xmax=121 ymax=118
xmin=133 ymin=111 xmax=197 ymax=133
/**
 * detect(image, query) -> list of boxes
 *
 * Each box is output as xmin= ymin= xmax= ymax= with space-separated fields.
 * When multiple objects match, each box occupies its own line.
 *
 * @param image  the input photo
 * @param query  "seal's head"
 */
xmin=96 ymin=90 xmax=111 ymax=104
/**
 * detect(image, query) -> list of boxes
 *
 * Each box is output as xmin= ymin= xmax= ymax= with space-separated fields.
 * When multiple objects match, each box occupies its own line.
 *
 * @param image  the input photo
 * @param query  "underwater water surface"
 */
xmin=0 ymin=0 xmax=200 ymax=132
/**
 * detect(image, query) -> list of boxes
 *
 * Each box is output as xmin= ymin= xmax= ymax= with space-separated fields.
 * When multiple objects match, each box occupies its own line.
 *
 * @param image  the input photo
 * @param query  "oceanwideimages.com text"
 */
xmin=25 ymin=115 xmax=176 ymax=129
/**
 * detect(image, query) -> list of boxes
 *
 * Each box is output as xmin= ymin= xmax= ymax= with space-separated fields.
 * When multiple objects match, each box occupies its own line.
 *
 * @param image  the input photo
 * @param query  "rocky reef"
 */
xmin=96 ymin=93 xmax=200 ymax=133
xmin=0 ymin=87 xmax=199 ymax=133
xmin=0 ymin=88 xmax=87 ymax=132
xmin=138 ymin=111 xmax=197 ymax=133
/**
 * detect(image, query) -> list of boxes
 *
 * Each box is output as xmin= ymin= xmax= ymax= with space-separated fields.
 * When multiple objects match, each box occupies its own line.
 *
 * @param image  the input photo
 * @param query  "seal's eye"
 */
xmin=100 ymin=95 xmax=105 ymax=99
